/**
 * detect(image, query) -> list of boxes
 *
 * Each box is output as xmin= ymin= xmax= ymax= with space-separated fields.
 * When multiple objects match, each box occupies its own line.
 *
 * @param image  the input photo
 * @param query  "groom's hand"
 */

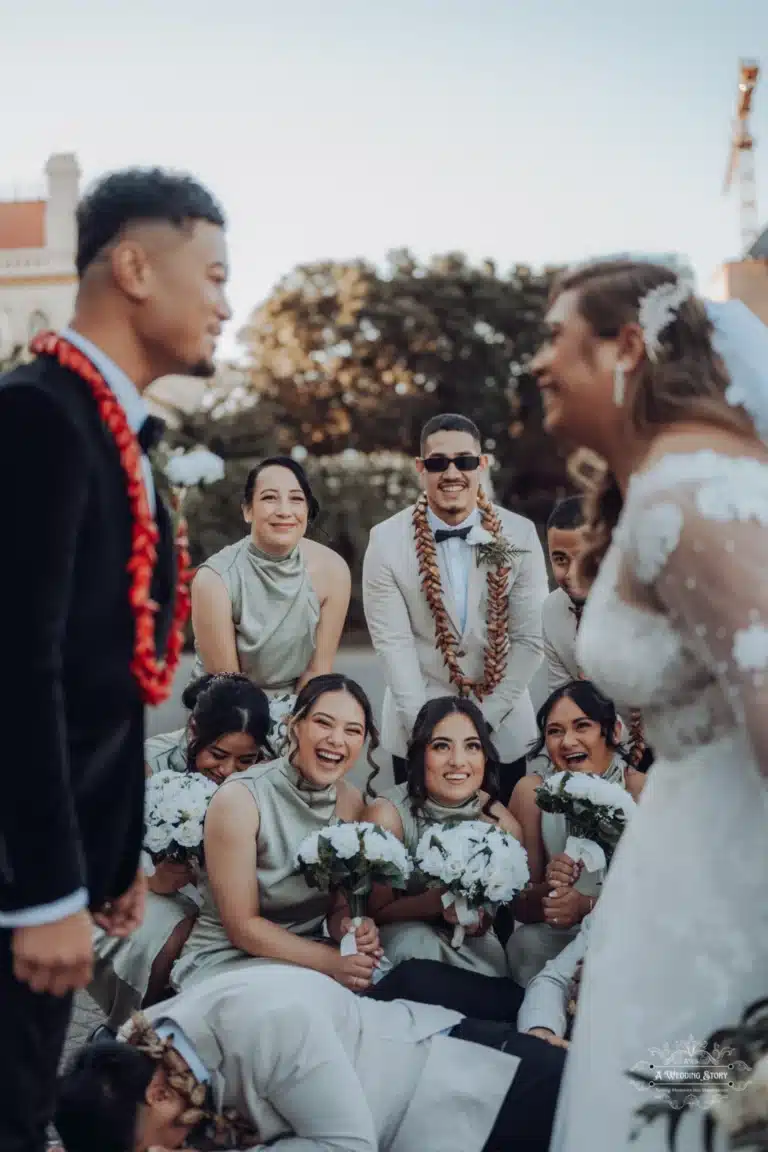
xmin=93 ymin=869 xmax=147 ymax=938
xmin=13 ymin=909 xmax=93 ymax=996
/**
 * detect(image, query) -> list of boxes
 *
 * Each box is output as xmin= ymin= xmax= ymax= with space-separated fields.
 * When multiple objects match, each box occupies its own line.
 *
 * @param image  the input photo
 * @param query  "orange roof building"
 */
xmin=0 ymin=153 xmax=79 ymax=361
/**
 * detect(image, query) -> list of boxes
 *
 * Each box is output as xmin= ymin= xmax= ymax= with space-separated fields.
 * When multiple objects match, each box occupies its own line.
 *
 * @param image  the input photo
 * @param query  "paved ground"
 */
xmin=64 ymin=647 xmax=549 ymax=1065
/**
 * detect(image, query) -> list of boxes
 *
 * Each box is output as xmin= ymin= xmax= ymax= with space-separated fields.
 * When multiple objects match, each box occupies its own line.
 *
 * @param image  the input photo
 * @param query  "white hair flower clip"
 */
xmin=637 ymin=279 xmax=691 ymax=362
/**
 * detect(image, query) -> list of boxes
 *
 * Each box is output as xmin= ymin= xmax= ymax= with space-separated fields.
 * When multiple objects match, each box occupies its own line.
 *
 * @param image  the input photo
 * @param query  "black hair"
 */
xmin=400 ymin=697 xmax=501 ymax=819
xmin=185 ymin=674 xmax=273 ymax=769
xmin=546 ymin=496 xmax=585 ymax=533
xmin=527 ymin=680 xmax=626 ymax=762
xmin=419 ymin=413 xmax=482 ymax=455
xmin=290 ymin=673 xmax=382 ymax=795
xmin=76 ymin=167 xmax=226 ymax=277
xmin=55 ymin=1040 xmax=155 ymax=1152
xmin=242 ymin=456 xmax=320 ymax=526
xmin=180 ymin=672 xmax=218 ymax=711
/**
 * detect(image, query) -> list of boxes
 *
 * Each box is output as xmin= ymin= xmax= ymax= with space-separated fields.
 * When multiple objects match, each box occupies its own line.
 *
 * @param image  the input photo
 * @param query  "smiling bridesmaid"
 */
xmin=191 ymin=456 xmax=350 ymax=697
xmin=505 ymin=681 xmax=645 ymax=985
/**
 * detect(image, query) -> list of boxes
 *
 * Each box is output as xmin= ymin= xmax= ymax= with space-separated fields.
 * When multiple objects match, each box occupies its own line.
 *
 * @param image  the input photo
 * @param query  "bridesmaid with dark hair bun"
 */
xmin=191 ymin=456 xmax=350 ymax=700
xmin=89 ymin=675 xmax=272 ymax=1032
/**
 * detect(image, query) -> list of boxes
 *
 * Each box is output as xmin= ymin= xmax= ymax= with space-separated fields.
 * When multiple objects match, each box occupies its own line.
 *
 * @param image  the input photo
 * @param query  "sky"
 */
xmin=3 ymin=0 xmax=768 ymax=358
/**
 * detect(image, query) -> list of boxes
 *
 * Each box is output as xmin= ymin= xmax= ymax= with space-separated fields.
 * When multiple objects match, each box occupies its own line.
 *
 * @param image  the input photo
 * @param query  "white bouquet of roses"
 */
xmin=296 ymin=822 xmax=413 ymax=963
xmin=535 ymin=770 xmax=636 ymax=873
xmin=267 ymin=693 xmax=295 ymax=758
xmin=415 ymin=821 xmax=530 ymax=948
xmin=141 ymin=770 xmax=218 ymax=878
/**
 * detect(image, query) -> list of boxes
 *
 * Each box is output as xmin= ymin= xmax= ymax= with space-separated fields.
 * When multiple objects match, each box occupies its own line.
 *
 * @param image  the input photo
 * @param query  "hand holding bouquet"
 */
xmin=535 ymin=771 xmax=636 ymax=874
xmin=296 ymin=822 xmax=413 ymax=967
xmin=142 ymin=770 xmax=218 ymax=881
xmin=415 ymin=821 xmax=530 ymax=948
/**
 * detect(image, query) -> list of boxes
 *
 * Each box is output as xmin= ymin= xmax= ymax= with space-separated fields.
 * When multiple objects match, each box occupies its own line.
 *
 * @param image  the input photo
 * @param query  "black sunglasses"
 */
xmin=420 ymin=454 xmax=481 ymax=474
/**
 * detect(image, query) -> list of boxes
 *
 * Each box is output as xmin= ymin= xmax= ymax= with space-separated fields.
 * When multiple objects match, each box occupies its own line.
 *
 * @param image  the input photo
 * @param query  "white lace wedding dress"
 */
xmin=551 ymin=450 xmax=768 ymax=1151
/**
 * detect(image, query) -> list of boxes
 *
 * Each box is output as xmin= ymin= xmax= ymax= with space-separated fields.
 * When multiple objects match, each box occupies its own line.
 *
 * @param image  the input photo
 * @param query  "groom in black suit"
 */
xmin=0 ymin=168 xmax=230 ymax=1152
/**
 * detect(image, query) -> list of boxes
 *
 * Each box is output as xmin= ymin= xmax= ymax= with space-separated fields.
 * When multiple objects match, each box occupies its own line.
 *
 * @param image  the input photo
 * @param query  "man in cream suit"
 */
xmin=541 ymin=496 xmax=586 ymax=692
xmin=56 ymin=963 xmax=564 ymax=1152
xmin=363 ymin=413 xmax=548 ymax=801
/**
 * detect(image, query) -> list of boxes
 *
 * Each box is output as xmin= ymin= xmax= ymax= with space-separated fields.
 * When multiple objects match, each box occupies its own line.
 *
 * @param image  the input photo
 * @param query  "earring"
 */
xmin=613 ymin=363 xmax=626 ymax=406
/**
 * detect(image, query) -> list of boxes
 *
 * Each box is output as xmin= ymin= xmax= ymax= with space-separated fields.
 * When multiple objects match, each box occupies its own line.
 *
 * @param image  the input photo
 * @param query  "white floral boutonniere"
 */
xmin=165 ymin=448 xmax=226 ymax=488
xmin=466 ymin=525 xmax=528 ymax=569
xmin=151 ymin=445 xmax=225 ymax=526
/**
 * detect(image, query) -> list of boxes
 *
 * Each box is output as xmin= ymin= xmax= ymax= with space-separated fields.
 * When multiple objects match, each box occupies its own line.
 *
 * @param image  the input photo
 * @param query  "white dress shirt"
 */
xmin=61 ymin=327 xmax=156 ymax=516
xmin=516 ymin=914 xmax=592 ymax=1037
xmin=426 ymin=506 xmax=480 ymax=633
xmin=0 ymin=330 xmax=157 ymax=929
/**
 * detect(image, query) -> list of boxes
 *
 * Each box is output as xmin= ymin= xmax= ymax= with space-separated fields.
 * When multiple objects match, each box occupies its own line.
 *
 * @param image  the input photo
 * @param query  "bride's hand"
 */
xmin=545 ymin=853 xmax=581 ymax=889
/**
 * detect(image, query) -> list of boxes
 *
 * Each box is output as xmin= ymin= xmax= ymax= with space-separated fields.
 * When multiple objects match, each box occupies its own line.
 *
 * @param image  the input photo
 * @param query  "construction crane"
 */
xmin=724 ymin=59 xmax=760 ymax=252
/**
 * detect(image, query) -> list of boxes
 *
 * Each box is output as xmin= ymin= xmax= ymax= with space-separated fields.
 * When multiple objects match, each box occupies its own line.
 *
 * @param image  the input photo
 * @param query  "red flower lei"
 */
xmin=30 ymin=332 xmax=192 ymax=706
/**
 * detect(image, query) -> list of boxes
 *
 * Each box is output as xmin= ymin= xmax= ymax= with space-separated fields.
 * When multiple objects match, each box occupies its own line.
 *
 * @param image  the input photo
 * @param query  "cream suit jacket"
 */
xmin=542 ymin=587 xmax=581 ymax=693
xmin=138 ymin=962 xmax=519 ymax=1152
xmin=363 ymin=503 xmax=548 ymax=761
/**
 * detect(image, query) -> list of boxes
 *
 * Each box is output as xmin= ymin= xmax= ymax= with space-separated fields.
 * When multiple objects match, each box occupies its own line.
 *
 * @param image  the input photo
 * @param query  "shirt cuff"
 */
xmin=0 ymin=887 xmax=88 ymax=928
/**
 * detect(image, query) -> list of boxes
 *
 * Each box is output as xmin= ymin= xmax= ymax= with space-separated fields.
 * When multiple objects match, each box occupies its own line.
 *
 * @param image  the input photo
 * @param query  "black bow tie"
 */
xmin=434 ymin=526 xmax=471 ymax=544
xmin=137 ymin=415 xmax=166 ymax=454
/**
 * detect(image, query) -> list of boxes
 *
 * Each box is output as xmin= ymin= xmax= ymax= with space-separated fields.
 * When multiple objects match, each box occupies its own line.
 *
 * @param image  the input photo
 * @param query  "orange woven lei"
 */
xmin=31 ymin=332 xmax=191 ymax=706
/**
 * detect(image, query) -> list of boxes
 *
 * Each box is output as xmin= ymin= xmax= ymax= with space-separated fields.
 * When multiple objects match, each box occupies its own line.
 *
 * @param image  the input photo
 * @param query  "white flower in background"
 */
xmin=466 ymin=526 xmax=494 ymax=547
xmin=632 ymin=502 xmax=684 ymax=584
xmin=326 ymin=823 xmax=362 ymax=860
xmin=166 ymin=448 xmax=225 ymax=488
xmin=733 ymin=623 xmax=768 ymax=671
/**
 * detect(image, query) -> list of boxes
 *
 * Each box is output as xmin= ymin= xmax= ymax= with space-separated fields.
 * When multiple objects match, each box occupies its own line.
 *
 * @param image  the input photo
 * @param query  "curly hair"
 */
xmin=549 ymin=260 xmax=756 ymax=583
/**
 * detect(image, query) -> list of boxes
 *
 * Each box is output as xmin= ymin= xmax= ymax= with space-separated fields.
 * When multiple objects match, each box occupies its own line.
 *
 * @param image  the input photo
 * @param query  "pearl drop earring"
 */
xmin=613 ymin=363 xmax=626 ymax=406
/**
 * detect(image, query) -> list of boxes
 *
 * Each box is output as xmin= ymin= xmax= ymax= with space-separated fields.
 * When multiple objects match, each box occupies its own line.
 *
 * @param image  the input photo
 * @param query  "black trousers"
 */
xmin=370 ymin=962 xmax=563 ymax=1150
xmin=370 ymin=957 xmax=525 ymax=1022
xmin=0 ymin=931 xmax=73 ymax=1152
xmin=451 ymin=1019 xmax=565 ymax=1152
xmin=392 ymin=755 xmax=527 ymax=806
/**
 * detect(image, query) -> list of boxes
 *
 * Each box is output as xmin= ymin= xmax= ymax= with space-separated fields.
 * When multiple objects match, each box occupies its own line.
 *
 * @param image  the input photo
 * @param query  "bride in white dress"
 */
xmin=530 ymin=259 xmax=768 ymax=1150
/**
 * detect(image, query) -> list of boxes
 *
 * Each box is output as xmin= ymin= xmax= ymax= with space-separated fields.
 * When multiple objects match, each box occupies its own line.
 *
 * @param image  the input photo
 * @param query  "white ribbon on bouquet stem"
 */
xmin=441 ymin=892 xmax=481 ymax=948
xmin=564 ymin=835 xmax=606 ymax=874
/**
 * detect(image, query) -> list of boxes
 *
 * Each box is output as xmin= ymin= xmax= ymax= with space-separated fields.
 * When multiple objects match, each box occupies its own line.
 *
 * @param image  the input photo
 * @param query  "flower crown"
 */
xmin=637 ymin=279 xmax=691 ymax=362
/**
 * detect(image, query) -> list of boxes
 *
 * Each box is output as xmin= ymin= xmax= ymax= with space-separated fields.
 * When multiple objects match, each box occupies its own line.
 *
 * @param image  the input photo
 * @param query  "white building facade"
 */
xmin=0 ymin=153 xmax=79 ymax=359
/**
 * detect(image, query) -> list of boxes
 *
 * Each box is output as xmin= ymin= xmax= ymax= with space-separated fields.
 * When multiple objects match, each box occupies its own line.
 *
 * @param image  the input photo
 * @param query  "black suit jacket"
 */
xmin=0 ymin=355 xmax=175 ymax=917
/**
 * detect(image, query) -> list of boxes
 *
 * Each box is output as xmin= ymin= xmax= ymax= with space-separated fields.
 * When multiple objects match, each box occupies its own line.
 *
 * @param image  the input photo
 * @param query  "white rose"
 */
xmin=466 ymin=526 xmax=494 ymax=547
xmin=297 ymin=833 xmax=322 ymax=866
xmin=174 ymin=818 xmax=204 ymax=849
xmin=325 ymin=824 xmax=362 ymax=860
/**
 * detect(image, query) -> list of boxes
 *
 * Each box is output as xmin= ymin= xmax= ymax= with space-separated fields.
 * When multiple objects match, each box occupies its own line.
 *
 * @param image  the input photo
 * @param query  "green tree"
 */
xmin=238 ymin=251 xmax=571 ymax=521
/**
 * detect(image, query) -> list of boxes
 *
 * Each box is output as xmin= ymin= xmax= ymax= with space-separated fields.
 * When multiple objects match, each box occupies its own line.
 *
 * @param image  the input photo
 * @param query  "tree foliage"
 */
xmin=237 ymin=250 xmax=571 ymax=522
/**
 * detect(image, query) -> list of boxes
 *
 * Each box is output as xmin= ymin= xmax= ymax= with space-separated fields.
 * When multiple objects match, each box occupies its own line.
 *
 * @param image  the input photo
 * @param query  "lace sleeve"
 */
xmin=622 ymin=460 xmax=768 ymax=779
